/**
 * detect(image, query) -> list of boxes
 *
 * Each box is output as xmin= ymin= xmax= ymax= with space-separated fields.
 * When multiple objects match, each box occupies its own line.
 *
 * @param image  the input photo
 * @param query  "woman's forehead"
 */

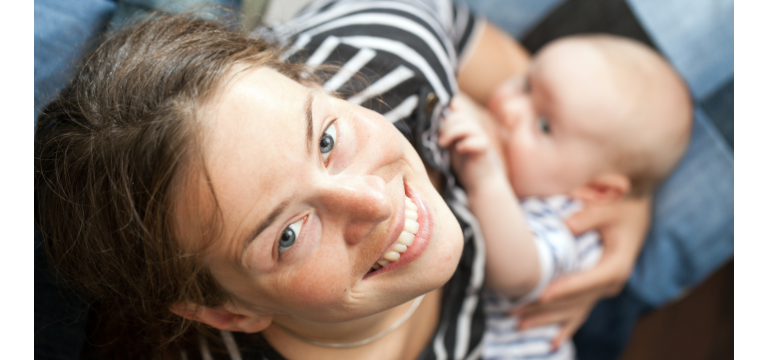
xmin=203 ymin=67 xmax=311 ymax=158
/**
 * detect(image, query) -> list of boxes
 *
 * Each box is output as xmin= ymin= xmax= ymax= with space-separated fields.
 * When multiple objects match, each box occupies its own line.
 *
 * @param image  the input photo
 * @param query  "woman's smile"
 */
xmin=364 ymin=180 xmax=434 ymax=278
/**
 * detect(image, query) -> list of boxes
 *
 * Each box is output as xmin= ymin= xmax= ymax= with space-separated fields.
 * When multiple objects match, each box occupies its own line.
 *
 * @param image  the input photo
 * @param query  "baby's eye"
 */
xmin=537 ymin=116 xmax=551 ymax=134
xmin=522 ymin=77 xmax=531 ymax=93
xmin=320 ymin=122 xmax=337 ymax=163
xmin=279 ymin=219 xmax=303 ymax=255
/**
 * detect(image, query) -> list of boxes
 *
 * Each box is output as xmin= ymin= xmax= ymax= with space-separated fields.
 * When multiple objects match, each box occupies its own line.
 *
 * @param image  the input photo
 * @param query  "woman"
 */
xmin=34 ymin=1 xmax=647 ymax=358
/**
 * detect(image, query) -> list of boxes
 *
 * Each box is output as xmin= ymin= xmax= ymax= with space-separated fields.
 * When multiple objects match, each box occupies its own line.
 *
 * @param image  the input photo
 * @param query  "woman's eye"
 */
xmin=537 ymin=116 xmax=551 ymax=134
xmin=319 ymin=123 xmax=337 ymax=163
xmin=279 ymin=219 xmax=302 ymax=255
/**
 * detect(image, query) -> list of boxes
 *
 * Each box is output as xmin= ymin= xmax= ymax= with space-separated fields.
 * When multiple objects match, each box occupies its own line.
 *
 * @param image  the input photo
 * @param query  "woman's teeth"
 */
xmin=370 ymin=196 xmax=419 ymax=272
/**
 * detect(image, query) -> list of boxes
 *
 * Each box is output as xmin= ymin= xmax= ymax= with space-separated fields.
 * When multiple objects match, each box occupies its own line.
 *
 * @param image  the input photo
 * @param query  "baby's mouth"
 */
xmin=368 ymin=195 xmax=419 ymax=274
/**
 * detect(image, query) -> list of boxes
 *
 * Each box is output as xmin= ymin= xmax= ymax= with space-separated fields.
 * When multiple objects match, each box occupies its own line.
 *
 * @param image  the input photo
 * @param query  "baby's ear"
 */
xmin=170 ymin=302 xmax=273 ymax=334
xmin=569 ymin=173 xmax=630 ymax=203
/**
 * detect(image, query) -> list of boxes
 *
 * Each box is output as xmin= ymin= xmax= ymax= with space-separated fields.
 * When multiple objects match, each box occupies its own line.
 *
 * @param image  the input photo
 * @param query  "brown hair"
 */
xmin=34 ymin=13 xmax=313 ymax=358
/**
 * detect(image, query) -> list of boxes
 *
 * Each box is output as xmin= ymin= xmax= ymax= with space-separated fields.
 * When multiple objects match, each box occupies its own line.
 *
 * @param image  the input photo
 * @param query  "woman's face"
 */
xmin=186 ymin=67 xmax=463 ymax=324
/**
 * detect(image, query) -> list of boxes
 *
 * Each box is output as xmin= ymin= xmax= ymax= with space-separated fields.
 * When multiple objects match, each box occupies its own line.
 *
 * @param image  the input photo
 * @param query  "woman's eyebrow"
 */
xmin=305 ymin=91 xmax=315 ymax=154
xmin=242 ymin=199 xmax=291 ymax=257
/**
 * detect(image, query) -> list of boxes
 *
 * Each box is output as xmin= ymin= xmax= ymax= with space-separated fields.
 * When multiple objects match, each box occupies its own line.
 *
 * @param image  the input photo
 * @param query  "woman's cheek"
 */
xmin=275 ymin=246 xmax=351 ymax=313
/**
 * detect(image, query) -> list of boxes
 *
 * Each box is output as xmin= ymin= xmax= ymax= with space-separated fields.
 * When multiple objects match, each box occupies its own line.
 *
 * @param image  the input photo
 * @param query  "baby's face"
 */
xmin=486 ymin=43 xmax=634 ymax=198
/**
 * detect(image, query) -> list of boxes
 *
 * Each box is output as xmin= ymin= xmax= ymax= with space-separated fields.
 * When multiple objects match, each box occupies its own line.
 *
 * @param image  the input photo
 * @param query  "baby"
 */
xmin=439 ymin=34 xmax=692 ymax=359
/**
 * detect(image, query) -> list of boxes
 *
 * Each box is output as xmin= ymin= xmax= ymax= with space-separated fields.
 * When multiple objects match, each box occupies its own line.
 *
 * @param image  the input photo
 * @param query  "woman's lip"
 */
xmin=364 ymin=179 xmax=433 ymax=279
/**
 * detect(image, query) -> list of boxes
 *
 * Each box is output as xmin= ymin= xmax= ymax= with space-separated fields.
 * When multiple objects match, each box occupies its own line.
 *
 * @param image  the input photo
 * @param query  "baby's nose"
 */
xmin=497 ymin=96 xmax=532 ymax=132
xmin=489 ymin=80 xmax=530 ymax=131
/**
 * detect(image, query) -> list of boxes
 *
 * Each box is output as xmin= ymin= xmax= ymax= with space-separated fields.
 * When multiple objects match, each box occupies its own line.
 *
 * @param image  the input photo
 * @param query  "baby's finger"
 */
xmin=538 ymin=258 xmax=623 ymax=302
xmin=517 ymin=309 xmax=571 ymax=330
xmin=511 ymin=296 xmax=581 ymax=317
xmin=438 ymin=119 xmax=479 ymax=147
xmin=455 ymin=135 xmax=488 ymax=154
xmin=564 ymin=203 xmax=614 ymax=236
xmin=550 ymin=316 xmax=583 ymax=349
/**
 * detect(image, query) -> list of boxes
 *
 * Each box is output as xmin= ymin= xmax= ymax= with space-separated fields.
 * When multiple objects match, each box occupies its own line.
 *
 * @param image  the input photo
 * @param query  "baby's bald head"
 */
xmin=534 ymin=34 xmax=692 ymax=195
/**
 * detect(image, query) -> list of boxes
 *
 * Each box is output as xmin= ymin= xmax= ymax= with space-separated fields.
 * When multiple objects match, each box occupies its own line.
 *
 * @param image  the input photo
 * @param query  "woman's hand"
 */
xmin=512 ymin=195 xmax=652 ymax=348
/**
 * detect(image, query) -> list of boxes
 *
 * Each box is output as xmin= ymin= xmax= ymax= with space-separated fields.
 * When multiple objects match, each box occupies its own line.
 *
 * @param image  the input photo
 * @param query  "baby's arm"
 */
xmin=439 ymin=93 xmax=540 ymax=299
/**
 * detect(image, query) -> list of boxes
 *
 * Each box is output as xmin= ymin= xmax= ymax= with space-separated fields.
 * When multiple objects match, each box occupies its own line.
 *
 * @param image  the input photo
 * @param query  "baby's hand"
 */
xmin=438 ymin=93 xmax=505 ymax=192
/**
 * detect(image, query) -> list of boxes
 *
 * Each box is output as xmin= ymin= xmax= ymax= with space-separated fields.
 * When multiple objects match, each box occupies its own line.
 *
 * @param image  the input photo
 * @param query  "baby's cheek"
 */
xmin=504 ymin=146 xmax=528 ymax=177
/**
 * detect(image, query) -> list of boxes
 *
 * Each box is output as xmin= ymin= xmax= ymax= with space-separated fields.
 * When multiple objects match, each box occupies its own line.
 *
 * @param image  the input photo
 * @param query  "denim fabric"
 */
xmin=626 ymin=0 xmax=734 ymax=101
xmin=701 ymin=78 xmax=734 ymax=149
xmin=455 ymin=0 xmax=565 ymax=39
xmin=109 ymin=0 xmax=240 ymax=29
xmin=34 ymin=0 xmax=242 ymax=125
xmin=630 ymin=106 xmax=734 ymax=307
xmin=34 ymin=0 xmax=116 ymax=124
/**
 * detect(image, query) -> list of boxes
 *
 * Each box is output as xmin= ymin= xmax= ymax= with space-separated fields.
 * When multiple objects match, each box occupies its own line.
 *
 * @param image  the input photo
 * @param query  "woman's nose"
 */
xmin=316 ymin=174 xmax=392 ymax=244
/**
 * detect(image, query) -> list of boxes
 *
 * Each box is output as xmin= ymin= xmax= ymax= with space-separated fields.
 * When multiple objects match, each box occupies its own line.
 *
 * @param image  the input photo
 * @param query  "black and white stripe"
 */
xmin=270 ymin=0 xmax=480 ymax=112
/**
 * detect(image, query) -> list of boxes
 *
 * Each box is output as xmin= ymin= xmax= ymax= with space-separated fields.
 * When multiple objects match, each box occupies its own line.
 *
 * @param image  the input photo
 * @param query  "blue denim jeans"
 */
xmin=34 ymin=0 xmax=117 ymax=124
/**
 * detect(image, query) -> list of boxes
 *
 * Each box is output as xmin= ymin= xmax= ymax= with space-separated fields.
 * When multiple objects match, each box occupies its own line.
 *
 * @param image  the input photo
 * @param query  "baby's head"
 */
xmin=487 ymin=34 xmax=691 ymax=200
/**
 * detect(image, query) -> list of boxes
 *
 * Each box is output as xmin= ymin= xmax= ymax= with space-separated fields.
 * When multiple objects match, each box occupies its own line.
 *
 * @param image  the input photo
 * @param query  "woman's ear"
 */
xmin=569 ymin=173 xmax=631 ymax=203
xmin=170 ymin=302 xmax=273 ymax=333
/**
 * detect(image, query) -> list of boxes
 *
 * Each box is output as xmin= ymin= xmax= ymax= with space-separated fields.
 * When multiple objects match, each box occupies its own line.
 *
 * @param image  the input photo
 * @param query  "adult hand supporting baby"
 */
xmin=512 ymin=195 xmax=652 ymax=348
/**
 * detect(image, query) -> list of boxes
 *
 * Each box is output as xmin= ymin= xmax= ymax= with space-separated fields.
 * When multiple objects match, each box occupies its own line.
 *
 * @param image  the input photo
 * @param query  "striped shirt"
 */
xmin=187 ymin=1 xmax=489 ymax=359
xmin=483 ymin=196 xmax=603 ymax=360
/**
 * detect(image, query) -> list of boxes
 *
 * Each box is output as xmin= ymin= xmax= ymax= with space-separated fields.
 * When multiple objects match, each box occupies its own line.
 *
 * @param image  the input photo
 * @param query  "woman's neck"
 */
xmin=261 ymin=288 xmax=442 ymax=360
